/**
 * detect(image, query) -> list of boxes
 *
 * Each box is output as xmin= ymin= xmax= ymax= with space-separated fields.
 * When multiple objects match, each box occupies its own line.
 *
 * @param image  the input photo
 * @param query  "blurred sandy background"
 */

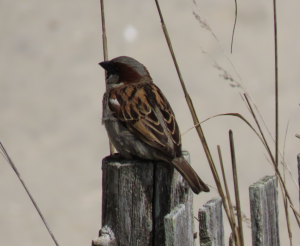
xmin=1 ymin=0 xmax=300 ymax=245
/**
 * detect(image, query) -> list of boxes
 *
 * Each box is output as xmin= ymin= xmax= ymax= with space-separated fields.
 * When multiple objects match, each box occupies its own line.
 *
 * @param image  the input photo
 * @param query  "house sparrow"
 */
xmin=100 ymin=56 xmax=209 ymax=194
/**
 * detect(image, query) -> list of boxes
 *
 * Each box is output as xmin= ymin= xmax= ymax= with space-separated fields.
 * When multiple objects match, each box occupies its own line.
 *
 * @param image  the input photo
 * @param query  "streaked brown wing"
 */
xmin=108 ymin=82 xmax=182 ymax=158
xmin=151 ymin=84 xmax=181 ymax=155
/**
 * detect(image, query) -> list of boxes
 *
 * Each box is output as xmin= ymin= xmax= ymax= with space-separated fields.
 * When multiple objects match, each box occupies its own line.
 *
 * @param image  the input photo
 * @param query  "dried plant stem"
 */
xmin=298 ymin=154 xmax=300 ymax=213
xmin=244 ymin=94 xmax=300 ymax=227
xmin=250 ymin=97 xmax=297 ymax=187
xmin=217 ymin=145 xmax=241 ymax=246
xmin=182 ymin=110 xmax=298 ymax=189
xmin=229 ymin=131 xmax=244 ymax=246
xmin=282 ymin=120 xmax=292 ymax=245
xmin=217 ymin=146 xmax=236 ymax=224
xmin=209 ymin=146 xmax=242 ymax=246
xmin=273 ymin=0 xmax=279 ymax=170
xmin=154 ymin=1 xmax=187 ymax=93
xmin=282 ymin=120 xmax=289 ymax=176
xmin=194 ymin=1 xmax=297 ymax=188
xmin=290 ymin=203 xmax=300 ymax=218
xmin=193 ymin=2 xmax=242 ymax=83
xmin=279 ymin=180 xmax=293 ymax=245
xmin=100 ymin=0 xmax=108 ymax=62
xmin=154 ymin=0 xmax=213 ymax=186
xmin=280 ymin=119 xmax=297 ymax=188
xmin=0 ymin=142 xmax=60 ymax=246
xmin=244 ymin=94 xmax=275 ymax=164
xmin=231 ymin=0 xmax=237 ymax=53
xmin=100 ymin=0 xmax=114 ymax=155
xmin=154 ymin=1 xmax=241 ymax=243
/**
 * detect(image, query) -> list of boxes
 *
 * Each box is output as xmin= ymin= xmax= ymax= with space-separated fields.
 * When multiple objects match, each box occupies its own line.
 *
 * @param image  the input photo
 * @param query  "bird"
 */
xmin=100 ymin=56 xmax=209 ymax=194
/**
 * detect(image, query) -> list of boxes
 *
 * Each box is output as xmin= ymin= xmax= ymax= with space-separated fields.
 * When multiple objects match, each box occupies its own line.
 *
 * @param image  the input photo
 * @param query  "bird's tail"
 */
xmin=172 ymin=157 xmax=210 ymax=194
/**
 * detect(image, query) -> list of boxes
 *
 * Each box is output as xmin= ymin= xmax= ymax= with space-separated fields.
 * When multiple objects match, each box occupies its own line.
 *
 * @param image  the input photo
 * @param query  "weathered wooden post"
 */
xmin=92 ymin=151 xmax=195 ymax=246
xmin=249 ymin=175 xmax=280 ymax=246
xmin=198 ymin=197 xmax=225 ymax=246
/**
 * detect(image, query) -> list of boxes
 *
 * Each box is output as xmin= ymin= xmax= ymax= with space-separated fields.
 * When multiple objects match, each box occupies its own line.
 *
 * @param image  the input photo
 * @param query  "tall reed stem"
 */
xmin=272 ymin=0 xmax=279 ymax=169
xmin=100 ymin=0 xmax=114 ymax=155
xmin=229 ymin=131 xmax=244 ymax=246
xmin=244 ymin=94 xmax=300 ymax=227
xmin=154 ymin=1 xmax=241 ymax=244
xmin=218 ymin=145 xmax=241 ymax=246
xmin=0 ymin=142 xmax=60 ymax=246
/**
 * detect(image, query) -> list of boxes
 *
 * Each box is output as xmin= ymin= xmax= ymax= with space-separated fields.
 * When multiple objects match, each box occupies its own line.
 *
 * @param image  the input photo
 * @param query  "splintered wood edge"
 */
xmin=92 ymin=226 xmax=117 ymax=246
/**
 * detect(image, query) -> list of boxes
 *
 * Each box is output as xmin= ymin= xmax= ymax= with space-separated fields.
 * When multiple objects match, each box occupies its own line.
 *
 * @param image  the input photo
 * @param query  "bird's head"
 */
xmin=99 ymin=56 xmax=152 ymax=88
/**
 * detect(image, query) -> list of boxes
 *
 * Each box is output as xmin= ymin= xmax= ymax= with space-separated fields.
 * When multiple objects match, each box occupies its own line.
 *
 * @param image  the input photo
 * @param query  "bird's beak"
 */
xmin=99 ymin=61 xmax=110 ymax=71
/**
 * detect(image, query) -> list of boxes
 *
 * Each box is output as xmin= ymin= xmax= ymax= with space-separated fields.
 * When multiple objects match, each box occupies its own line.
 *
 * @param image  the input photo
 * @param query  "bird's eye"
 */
xmin=111 ymin=65 xmax=119 ymax=74
xmin=107 ymin=66 xmax=118 ymax=78
xmin=106 ymin=65 xmax=120 ymax=81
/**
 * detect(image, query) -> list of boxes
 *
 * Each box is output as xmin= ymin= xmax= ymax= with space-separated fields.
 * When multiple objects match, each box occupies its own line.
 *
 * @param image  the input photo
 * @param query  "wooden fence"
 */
xmin=92 ymin=152 xmax=285 ymax=246
xmin=197 ymin=175 xmax=279 ymax=246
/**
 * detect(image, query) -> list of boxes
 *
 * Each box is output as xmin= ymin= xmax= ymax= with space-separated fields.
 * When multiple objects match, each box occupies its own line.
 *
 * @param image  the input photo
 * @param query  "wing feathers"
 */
xmin=108 ymin=83 xmax=182 ymax=158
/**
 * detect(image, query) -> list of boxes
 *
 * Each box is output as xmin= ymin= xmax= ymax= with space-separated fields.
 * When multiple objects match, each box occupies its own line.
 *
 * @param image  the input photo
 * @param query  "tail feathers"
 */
xmin=172 ymin=157 xmax=210 ymax=194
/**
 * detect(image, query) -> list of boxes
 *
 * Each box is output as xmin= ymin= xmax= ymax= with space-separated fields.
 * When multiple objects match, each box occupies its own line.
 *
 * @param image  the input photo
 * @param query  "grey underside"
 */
xmin=104 ymin=118 xmax=170 ymax=162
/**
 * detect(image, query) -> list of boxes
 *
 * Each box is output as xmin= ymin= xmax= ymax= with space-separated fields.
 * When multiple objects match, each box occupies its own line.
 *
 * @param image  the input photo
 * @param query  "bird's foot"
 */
xmin=109 ymin=153 xmax=125 ymax=160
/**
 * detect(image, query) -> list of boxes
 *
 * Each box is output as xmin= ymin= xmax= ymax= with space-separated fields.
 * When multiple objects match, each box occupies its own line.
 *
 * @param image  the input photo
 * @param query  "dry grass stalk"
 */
xmin=272 ymin=0 xmax=279 ymax=170
xmin=213 ymin=62 xmax=240 ymax=88
xmin=206 ymin=179 xmax=251 ymax=228
xmin=154 ymin=2 xmax=241 ymax=244
xmin=298 ymin=154 xmax=300 ymax=213
xmin=229 ymin=130 xmax=244 ymax=246
xmin=194 ymin=0 xmax=297 ymax=189
xmin=244 ymin=94 xmax=300 ymax=227
xmin=217 ymin=146 xmax=236 ymax=224
xmin=290 ymin=203 xmax=300 ymax=218
xmin=283 ymin=120 xmax=293 ymax=245
xmin=279 ymin=180 xmax=293 ymax=246
xmin=100 ymin=0 xmax=114 ymax=155
xmin=192 ymin=1 xmax=242 ymax=83
xmin=193 ymin=0 xmax=298 ymax=241
xmin=243 ymin=94 xmax=276 ymax=165
xmin=182 ymin=109 xmax=298 ymax=195
xmin=193 ymin=12 xmax=210 ymax=31
xmin=156 ymin=0 xmax=298 ymax=242
xmin=217 ymin=145 xmax=241 ymax=246
xmin=232 ymin=206 xmax=251 ymax=228
xmin=201 ymin=33 xmax=297 ymax=192
xmin=196 ymin=0 xmax=298 ymax=192
xmin=154 ymin=0 xmax=215 ymax=192
xmin=231 ymin=0 xmax=237 ymax=53
xmin=182 ymin=113 xmax=261 ymax=139
xmin=209 ymin=148 xmax=242 ymax=246
xmin=262 ymin=144 xmax=295 ymax=237
xmin=0 ymin=142 xmax=60 ymax=246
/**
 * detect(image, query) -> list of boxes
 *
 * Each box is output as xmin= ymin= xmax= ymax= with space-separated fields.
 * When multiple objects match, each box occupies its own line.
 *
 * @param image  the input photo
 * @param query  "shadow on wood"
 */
xmin=92 ymin=151 xmax=195 ymax=246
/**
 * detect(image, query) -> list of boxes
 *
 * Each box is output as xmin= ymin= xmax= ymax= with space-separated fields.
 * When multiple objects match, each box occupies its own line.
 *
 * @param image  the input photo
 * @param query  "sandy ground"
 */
xmin=1 ymin=0 xmax=300 ymax=245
